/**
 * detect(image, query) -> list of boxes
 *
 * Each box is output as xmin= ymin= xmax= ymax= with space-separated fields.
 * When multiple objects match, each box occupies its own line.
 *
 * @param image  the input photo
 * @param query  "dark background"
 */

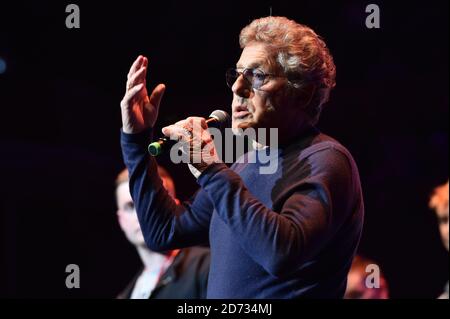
xmin=0 ymin=0 xmax=448 ymax=298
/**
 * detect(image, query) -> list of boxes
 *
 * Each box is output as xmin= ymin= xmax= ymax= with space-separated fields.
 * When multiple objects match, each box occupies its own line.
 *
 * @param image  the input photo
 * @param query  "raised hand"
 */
xmin=120 ymin=55 xmax=166 ymax=134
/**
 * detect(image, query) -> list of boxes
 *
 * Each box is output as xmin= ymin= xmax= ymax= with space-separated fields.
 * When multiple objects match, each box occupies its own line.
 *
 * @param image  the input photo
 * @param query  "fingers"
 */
xmin=161 ymin=117 xmax=208 ymax=141
xmin=173 ymin=117 xmax=207 ymax=129
xmin=142 ymin=56 xmax=148 ymax=75
xmin=162 ymin=117 xmax=219 ymax=167
xmin=140 ymin=57 xmax=148 ymax=85
xmin=121 ymin=83 xmax=144 ymax=107
xmin=126 ymin=66 xmax=146 ymax=91
xmin=148 ymin=83 xmax=166 ymax=108
xmin=127 ymin=55 xmax=145 ymax=79
xmin=162 ymin=124 xmax=192 ymax=141
xmin=192 ymin=117 xmax=208 ymax=130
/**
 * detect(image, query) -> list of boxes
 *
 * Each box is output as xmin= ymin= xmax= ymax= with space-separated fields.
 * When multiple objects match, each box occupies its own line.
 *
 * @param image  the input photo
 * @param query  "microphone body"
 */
xmin=148 ymin=110 xmax=230 ymax=156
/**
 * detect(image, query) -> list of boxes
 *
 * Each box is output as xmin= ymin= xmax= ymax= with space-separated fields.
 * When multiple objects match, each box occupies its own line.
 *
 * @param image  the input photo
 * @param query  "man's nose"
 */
xmin=232 ymin=74 xmax=251 ymax=98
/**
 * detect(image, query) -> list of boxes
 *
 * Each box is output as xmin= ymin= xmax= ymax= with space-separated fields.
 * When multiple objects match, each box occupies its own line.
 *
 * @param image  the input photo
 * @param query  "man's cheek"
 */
xmin=130 ymin=217 xmax=141 ymax=229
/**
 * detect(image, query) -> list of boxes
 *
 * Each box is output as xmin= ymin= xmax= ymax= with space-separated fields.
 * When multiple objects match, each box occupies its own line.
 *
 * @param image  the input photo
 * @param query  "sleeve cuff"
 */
xmin=120 ymin=127 xmax=154 ymax=146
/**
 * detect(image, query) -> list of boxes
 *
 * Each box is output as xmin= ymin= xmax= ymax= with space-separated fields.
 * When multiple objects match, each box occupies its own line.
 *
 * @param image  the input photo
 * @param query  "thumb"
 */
xmin=148 ymin=83 xmax=166 ymax=110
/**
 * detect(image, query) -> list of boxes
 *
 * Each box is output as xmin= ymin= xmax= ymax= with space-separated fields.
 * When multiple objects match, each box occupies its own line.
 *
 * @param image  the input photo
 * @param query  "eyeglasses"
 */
xmin=225 ymin=68 xmax=281 ymax=90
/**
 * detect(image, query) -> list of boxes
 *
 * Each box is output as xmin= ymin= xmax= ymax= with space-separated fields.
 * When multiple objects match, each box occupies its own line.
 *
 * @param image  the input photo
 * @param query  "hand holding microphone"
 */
xmin=120 ymin=56 xmax=229 ymax=176
xmin=148 ymin=110 xmax=230 ymax=156
xmin=157 ymin=111 xmax=230 ymax=175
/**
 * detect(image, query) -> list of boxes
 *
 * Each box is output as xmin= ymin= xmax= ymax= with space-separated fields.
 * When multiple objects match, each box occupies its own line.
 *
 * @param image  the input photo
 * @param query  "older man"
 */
xmin=119 ymin=16 xmax=364 ymax=298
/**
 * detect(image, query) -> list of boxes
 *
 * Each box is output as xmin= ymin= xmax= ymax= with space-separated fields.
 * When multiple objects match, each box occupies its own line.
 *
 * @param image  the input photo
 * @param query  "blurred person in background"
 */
xmin=115 ymin=166 xmax=210 ymax=299
xmin=429 ymin=180 xmax=449 ymax=299
xmin=344 ymin=255 xmax=389 ymax=299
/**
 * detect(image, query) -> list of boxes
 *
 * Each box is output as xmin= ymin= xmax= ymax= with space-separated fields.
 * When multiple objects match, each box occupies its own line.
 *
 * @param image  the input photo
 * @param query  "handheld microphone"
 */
xmin=148 ymin=110 xmax=230 ymax=156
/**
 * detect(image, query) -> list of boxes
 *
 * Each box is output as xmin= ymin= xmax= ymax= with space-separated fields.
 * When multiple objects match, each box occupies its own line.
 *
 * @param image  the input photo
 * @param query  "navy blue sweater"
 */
xmin=121 ymin=127 xmax=364 ymax=299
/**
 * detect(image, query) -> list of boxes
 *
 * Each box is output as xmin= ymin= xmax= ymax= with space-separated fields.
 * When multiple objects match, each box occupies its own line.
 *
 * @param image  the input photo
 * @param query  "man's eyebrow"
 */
xmin=236 ymin=61 xmax=264 ymax=69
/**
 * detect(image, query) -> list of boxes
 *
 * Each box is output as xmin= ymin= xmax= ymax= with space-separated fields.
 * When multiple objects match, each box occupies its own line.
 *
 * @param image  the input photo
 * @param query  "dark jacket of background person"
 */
xmin=117 ymin=247 xmax=210 ymax=299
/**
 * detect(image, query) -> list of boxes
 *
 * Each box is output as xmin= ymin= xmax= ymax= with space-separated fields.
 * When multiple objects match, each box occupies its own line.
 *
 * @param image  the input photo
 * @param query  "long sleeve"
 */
xmin=197 ymin=146 xmax=357 ymax=278
xmin=120 ymin=128 xmax=213 ymax=250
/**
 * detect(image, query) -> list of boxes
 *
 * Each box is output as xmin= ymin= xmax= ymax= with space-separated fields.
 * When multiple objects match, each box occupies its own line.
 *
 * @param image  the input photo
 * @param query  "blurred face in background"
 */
xmin=344 ymin=256 xmax=389 ymax=299
xmin=436 ymin=204 xmax=449 ymax=251
xmin=429 ymin=181 xmax=449 ymax=252
xmin=116 ymin=181 xmax=145 ymax=246
xmin=116 ymin=175 xmax=177 ymax=247
xmin=345 ymin=271 xmax=389 ymax=299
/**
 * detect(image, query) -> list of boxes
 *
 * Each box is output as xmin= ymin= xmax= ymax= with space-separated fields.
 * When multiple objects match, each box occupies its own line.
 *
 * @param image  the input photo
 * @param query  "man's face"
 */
xmin=231 ymin=42 xmax=289 ymax=132
xmin=116 ymin=182 xmax=145 ymax=246
xmin=436 ymin=204 xmax=449 ymax=251
xmin=116 ymin=177 xmax=177 ymax=247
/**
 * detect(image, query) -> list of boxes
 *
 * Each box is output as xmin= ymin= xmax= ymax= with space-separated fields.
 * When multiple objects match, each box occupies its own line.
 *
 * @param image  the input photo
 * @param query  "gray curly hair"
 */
xmin=239 ymin=16 xmax=336 ymax=124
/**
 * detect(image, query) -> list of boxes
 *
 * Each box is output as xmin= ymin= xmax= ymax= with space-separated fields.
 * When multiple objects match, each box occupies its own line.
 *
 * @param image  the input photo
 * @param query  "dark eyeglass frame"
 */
xmin=226 ymin=67 xmax=284 ymax=90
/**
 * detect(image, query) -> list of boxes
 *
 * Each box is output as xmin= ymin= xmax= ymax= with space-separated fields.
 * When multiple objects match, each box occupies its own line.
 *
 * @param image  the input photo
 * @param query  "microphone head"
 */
xmin=209 ymin=110 xmax=230 ymax=128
